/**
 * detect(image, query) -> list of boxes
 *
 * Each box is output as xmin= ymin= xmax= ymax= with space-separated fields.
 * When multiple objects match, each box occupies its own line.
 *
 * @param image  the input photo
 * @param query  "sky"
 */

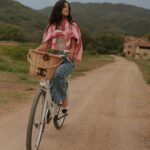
xmin=15 ymin=0 xmax=150 ymax=10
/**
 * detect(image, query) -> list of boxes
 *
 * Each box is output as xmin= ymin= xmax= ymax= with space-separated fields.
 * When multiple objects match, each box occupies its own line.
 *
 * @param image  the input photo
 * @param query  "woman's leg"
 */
xmin=62 ymin=98 xmax=68 ymax=107
xmin=50 ymin=62 xmax=74 ymax=106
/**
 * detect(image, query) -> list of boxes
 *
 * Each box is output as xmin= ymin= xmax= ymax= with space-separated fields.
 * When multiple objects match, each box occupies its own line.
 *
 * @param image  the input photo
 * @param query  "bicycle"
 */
xmin=26 ymin=50 xmax=71 ymax=150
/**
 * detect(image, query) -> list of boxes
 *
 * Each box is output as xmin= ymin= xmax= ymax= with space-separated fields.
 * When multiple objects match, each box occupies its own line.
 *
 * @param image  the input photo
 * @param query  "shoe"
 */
xmin=62 ymin=108 xmax=68 ymax=114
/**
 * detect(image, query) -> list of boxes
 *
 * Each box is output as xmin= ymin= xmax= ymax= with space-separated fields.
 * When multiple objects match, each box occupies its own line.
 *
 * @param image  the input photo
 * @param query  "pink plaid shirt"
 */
xmin=42 ymin=18 xmax=83 ymax=62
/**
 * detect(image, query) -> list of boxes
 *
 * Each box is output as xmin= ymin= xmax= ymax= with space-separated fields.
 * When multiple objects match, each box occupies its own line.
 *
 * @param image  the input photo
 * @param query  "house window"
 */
xmin=143 ymin=53 xmax=147 ymax=57
xmin=127 ymin=51 xmax=131 ymax=55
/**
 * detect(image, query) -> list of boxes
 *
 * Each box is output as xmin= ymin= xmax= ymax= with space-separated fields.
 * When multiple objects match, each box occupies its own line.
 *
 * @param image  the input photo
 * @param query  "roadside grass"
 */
xmin=0 ymin=43 xmax=38 ymax=73
xmin=73 ymin=54 xmax=114 ymax=77
xmin=128 ymin=58 xmax=150 ymax=84
xmin=0 ymin=43 xmax=115 ymax=105
xmin=0 ymin=92 xmax=26 ymax=106
xmin=0 ymin=44 xmax=114 ymax=81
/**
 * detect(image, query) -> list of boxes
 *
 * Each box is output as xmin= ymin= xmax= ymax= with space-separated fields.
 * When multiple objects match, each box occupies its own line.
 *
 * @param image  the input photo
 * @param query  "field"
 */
xmin=0 ymin=43 xmax=114 ymax=106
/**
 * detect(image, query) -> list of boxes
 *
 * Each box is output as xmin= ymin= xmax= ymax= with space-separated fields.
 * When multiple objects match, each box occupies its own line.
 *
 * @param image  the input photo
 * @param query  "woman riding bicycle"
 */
xmin=36 ymin=0 xmax=83 ymax=113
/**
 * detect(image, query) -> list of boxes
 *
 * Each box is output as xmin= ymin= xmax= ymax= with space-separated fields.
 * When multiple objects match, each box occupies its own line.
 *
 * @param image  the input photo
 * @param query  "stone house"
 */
xmin=123 ymin=36 xmax=150 ymax=59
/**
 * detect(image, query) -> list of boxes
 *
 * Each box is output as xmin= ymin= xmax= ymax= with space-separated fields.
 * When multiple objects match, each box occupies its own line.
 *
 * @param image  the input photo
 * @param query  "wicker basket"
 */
xmin=27 ymin=49 xmax=62 ymax=80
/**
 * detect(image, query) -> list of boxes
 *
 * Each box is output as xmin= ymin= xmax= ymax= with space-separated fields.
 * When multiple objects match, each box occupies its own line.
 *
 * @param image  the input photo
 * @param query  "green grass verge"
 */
xmin=0 ymin=42 xmax=38 ymax=73
xmin=0 ymin=44 xmax=114 ymax=81
xmin=128 ymin=58 xmax=150 ymax=84
xmin=72 ymin=54 xmax=114 ymax=77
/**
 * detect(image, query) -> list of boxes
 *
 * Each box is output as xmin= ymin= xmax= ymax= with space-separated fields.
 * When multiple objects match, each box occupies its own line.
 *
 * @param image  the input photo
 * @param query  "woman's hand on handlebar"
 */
xmin=35 ymin=42 xmax=48 ymax=52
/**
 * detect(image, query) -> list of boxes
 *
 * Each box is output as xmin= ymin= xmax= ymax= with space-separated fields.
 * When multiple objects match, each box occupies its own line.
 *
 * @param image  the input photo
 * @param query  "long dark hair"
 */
xmin=49 ymin=0 xmax=73 ymax=26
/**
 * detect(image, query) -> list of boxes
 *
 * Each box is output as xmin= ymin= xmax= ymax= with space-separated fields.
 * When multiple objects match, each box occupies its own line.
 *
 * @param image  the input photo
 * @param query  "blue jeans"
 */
xmin=50 ymin=61 xmax=74 ymax=104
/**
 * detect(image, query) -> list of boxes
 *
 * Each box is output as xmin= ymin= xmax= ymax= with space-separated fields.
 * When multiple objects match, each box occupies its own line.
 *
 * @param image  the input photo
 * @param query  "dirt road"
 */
xmin=0 ymin=56 xmax=150 ymax=150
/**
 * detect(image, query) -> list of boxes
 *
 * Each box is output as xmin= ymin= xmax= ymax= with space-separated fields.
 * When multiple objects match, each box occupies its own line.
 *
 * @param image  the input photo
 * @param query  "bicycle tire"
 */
xmin=53 ymin=105 xmax=67 ymax=129
xmin=26 ymin=89 xmax=46 ymax=150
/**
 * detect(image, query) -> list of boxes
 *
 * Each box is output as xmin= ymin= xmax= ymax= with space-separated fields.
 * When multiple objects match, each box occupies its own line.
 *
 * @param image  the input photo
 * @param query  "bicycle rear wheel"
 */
xmin=26 ymin=89 xmax=46 ymax=150
xmin=53 ymin=105 xmax=68 ymax=129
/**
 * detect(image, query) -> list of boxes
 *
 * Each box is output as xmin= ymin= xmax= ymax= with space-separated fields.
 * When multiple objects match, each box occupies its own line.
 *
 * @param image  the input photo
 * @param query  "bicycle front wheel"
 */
xmin=26 ymin=89 xmax=46 ymax=150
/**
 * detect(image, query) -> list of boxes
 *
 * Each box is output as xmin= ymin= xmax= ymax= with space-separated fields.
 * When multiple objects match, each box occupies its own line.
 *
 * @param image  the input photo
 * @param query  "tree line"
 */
xmin=1 ymin=22 xmax=150 ymax=55
xmin=0 ymin=23 xmax=43 ymax=43
xmin=82 ymin=31 xmax=125 ymax=54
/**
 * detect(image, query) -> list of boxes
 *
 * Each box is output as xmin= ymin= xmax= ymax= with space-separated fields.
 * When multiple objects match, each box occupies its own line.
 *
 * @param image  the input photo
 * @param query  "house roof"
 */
xmin=139 ymin=45 xmax=150 ymax=49
xmin=124 ymin=36 xmax=150 ymax=47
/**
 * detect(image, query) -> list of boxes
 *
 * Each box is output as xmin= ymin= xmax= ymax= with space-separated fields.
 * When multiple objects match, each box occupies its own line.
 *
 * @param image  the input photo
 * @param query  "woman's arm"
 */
xmin=35 ymin=42 xmax=49 ymax=52
xmin=69 ymin=38 xmax=77 ymax=61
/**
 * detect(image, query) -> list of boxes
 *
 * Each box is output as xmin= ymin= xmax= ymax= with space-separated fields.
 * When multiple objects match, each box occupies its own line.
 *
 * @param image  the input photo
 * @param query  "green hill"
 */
xmin=40 ymin=2 xmax=150 ymax=36
xmin=0 ymin=0 xmax=47 ymax=42
xmin=1 ymin=1 xmax=150 ymax=43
